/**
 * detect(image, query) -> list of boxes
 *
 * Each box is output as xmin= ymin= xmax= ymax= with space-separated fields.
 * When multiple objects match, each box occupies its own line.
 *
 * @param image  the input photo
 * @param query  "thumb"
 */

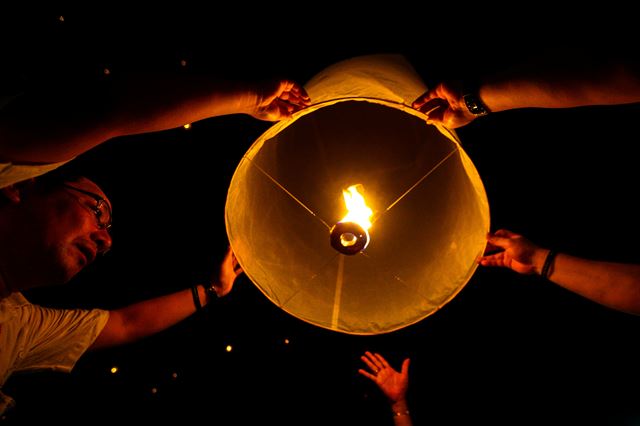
xmin=401 ymin=358 xmax=410 ymax=375
xmin=412 ymin=89 xmax=437 ymax=108
xmin=494 ymin=229 xmax=518 ymax=238
xmin=487 ymin=233 xmax=513 ymax=250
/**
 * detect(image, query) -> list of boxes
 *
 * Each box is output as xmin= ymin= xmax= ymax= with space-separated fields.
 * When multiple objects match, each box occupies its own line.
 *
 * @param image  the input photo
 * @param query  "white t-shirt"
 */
xmin=0 ymin=160 xmax=73 ymax=189
xmin=0 ymin=292 xmax=109 ymax=414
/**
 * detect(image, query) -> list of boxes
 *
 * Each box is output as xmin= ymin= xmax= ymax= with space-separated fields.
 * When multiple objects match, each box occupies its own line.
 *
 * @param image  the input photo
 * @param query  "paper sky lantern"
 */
xmin=226 ymin=54 xmax=490 ymax=334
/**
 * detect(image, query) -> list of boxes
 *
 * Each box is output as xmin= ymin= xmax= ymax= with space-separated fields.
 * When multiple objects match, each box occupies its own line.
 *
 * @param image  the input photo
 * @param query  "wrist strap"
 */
xmin=462 ymin=80 xmax=490 ymax=117
xmin=541 ymin=250 xmax=558 ymax=280
xmin=462 ymin=92 xmax=490 ymax=116
xmin=191 ymin=285 xmax=202 ymax=311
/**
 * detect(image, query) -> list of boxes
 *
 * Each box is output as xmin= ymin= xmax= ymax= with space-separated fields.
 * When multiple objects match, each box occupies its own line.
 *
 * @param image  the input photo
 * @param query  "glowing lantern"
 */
xmin=225 ymin=54 xmax=489 ymax=334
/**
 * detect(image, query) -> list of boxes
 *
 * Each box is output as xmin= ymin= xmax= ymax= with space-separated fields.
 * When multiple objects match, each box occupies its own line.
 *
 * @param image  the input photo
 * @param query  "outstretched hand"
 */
xmin=358 ymin=351 xmax=410 ymax=403
xmin=412 ymin=81 xmax=477 ymax=129
xmin=478 ymin=229 xmax=547 ymax=275
xmin=249 ymin=80 xmax=311 ymax=121
xmin=211 ymin=245 xmax=243 ymax=297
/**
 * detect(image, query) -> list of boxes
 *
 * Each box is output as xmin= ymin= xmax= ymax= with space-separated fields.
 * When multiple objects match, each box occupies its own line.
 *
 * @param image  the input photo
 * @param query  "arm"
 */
xmin=0 ymin=76 xmax=310 ymax=163
xmin=359 ymin=351 xmax=413 ymax=426
xmin=90 ymin=286 xmax=206 ymax=349
xmin=480 ymin=59 xmax=640 ymax=112
xmin=413 ymin=51 xmax=640 ymax=128
xmin=479 ymin=229 xmax=640 ymax=315
xmin=90 ymin=246 xmax=242 ymax=349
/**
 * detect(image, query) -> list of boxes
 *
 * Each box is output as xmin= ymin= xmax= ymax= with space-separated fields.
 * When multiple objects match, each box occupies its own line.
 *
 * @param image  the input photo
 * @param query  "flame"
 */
xmin=341 ymin=184 xmax=372 ymax=230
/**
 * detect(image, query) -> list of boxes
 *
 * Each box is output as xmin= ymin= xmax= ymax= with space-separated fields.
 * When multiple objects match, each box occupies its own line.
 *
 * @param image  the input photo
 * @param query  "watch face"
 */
xmin=463 ymin=94 xmax=489 ymax=116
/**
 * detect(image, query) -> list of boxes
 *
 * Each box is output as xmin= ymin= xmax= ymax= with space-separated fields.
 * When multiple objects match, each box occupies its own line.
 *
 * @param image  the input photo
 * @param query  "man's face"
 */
xmin=27 ymin=177 xmax=113 ymax=285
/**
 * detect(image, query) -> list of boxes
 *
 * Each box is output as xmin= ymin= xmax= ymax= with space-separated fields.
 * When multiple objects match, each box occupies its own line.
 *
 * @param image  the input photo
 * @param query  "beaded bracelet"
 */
xmin=204 ymin=283 xmax=220 ymax=303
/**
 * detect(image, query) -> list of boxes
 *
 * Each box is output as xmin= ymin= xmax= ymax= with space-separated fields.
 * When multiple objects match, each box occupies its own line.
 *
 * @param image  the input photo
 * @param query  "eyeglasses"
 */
xmin=63 ymin=184 xmax=113 ymax=231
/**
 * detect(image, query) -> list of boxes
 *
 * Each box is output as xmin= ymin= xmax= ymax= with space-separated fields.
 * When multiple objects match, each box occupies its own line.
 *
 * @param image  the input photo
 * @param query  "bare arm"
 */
xmin=413 ymin=50 xmax=640 ymax=128
xmin=543 ymin=253 xmax=640 ymax=316
xmin=0 ymin=75 xmax=309 ymax=163
xmin=90 ymin=286 xmax=205 ymax=349
xmin=479 ymin=229 xmax=640 ymax=315
xmin=90 ymin=246 xmax=242 ymax=349
xmin=481 ymin=59 xmax=640 ymax=113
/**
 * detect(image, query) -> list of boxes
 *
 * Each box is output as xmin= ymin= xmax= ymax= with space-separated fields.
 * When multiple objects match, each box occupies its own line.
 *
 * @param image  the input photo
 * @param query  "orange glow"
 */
xmin=340 ymin=184 xmax=372 ymax=231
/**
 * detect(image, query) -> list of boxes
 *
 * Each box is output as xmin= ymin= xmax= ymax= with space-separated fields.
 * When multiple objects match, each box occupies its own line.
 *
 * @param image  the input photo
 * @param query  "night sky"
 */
xmin=3 ymin=10 xmax=640 ymax=425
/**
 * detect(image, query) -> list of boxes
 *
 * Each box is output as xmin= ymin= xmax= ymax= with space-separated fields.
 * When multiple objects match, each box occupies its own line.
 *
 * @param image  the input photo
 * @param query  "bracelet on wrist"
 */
xmin=541 ymin=250 xmax=558 ymax=280
xmin=393 ymin=410 xmax=410 ymax=417
xmin=204 ymin=283 xmax=220 ymax=303
xmin=191 ymin=285 xmax=202 ymax=311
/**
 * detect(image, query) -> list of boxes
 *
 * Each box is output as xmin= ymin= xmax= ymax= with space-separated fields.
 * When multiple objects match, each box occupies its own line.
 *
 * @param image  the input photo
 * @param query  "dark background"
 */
xmin=2 ymin=9 xmax=640 ymax=425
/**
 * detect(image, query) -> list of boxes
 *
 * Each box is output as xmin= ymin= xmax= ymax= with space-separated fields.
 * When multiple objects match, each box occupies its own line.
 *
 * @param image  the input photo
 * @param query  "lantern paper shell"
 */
xmin=226 ymin=54 xmax=490 ymax=335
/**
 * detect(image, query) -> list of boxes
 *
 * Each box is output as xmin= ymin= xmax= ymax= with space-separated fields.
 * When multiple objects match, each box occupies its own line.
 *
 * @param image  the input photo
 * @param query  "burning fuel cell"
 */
xmin=330 ymin=185 xmax=372 ymax=255
xmin=225 ymin=54 xmax=489 ymax=335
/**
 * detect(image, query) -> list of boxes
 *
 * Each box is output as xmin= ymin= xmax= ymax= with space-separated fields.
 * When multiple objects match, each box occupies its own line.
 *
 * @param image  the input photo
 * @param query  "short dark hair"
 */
xmin=33 ymin=167 xmax=87 ymax=192
xmin=33 ymin=162 xmax=113 ymax=205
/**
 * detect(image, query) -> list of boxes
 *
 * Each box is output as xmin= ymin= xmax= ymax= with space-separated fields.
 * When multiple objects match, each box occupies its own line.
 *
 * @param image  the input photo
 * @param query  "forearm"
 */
xmin=479 ymin=60 xmax=640 ymax=113
xmin=108 ymin=74 xmax=258 ymax=136
xmin=0 ymin=74 xmax=257 ymax=163
xmin=91 ymin=284 xmax=213 ymax=349
xmin=544 ymin=253 xmax=640 ymax=315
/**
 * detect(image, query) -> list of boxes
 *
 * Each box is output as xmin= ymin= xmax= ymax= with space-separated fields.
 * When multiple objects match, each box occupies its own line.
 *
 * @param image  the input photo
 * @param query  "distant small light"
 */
xmin=225 ymin=345 xmax=233 ymax=352
xmin=110 ymin=366 xmax=118 ymax=374
xmin=284 ymin=338 xmax=290 ymax=345
xmin=171 ymin=372 xmax=178 ymax=379
xmin=58 ymin=16 xmax=65 ymax=22
xmin=183 ymin=123 xmax=191 ymax=130
xmin=103 ymin=68 xmax=111 ymax=76
xmin=180 ymin=59 xmax=187 ymax=67
xmin=151 ymin=387 xmax=158 ymax=394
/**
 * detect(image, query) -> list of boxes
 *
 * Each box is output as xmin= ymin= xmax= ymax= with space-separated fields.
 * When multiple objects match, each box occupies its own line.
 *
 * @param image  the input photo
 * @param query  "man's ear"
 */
xmin=0 ymin=178 xmax=36 ymax=203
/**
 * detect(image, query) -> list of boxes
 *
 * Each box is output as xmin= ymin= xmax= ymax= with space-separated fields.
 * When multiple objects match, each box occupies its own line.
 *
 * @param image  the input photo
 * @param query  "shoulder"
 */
xmin=0 ymin=160 xmax=73 ymax=189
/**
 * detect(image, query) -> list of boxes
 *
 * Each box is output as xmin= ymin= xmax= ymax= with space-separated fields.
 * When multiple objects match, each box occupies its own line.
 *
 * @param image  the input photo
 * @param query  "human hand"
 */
xmin=249 ymin=79 xmax=311 ymax=121
xmin=412 ymin=81 xmax=477 ymax=129
xmin=211 ymin=245 xmax=243 ymax=297
xmin=478 ymin=229 xmax=548 ymax=275
xmin=358 ymin=351 xmax=410 ymax=403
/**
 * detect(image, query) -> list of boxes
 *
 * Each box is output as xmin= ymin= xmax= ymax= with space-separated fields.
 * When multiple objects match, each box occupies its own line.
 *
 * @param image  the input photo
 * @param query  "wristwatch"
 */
xmin=462 ymin=92 xmax=490 ymax=117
